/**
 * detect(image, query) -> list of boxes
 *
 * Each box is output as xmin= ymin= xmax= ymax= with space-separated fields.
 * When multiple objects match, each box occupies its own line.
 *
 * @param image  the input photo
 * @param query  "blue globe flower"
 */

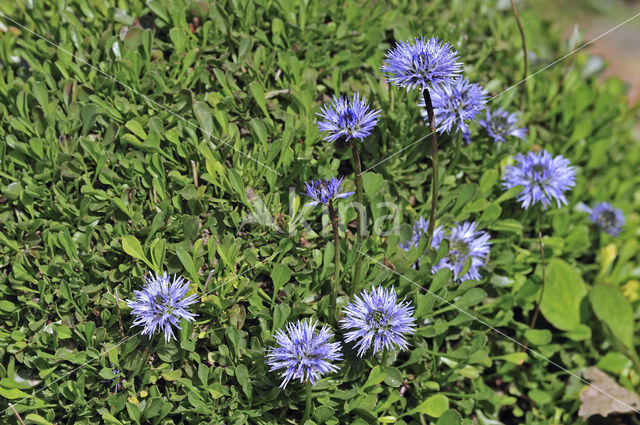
xmin=502 ymin=150 xmax=577 ymax=210
xmin=265 ymin=319 xmax=342 ymax=388
xmin=382 ymin=35 xmax=462 ymax=91
xmin=419 ymin=77 xmax=488 ymax=142
xmin=586 ymin=202 xmax=625 ymax=236
xmin=303 ymin=176 xmax=354 ymax=207
xmin=127 ymin=272 xmax=198 ymax=342
xmin=479 ymin=108 xmax=527 ymax=143
xmin=432 ymin=222 xmax=492 ymax=283
xmin=340 ymin=286 xmax=416 ymax=357
xmin=399 ymin=216 xmax=444 ymax=252
xmin=317 ymin=93 xmax=381 ymax=143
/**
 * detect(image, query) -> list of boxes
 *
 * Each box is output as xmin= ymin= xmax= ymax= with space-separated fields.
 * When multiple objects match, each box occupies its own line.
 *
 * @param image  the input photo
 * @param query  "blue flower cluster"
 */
xmin=502 ymin=150 xmax=577 ymax=210
xmin=265 ymin=319 xmax=343 ymax=388
xmin=381 ymin=35 xmax=462 ymax=91
xmin=303 ymin=176 xmax=354 ymax=206
xmin=401 ymin=218 xmax=492 ymax=283
xmin=266 ymin=286 xmax=416 ymax=387
xmin=317 ymin=94 xmax=381 ymax=143
xmin=420 ymin=77 xmax=488 ymax=143
xmin=583 ymin=202 xmax=625 ymax=236
xmin=128 ymin=272 xmax=198 ymax=343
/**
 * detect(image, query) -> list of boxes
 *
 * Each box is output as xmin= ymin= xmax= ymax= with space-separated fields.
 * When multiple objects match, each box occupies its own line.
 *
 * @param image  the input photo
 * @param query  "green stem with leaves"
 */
xmin=302 ymin=381 xmax=313 ymax=423
xmin=350 ymin=140 xmax=365 ymax=295
xmin=328 ymin=202 xmax=341 ymax=326
xmin=422 ymin=88 xmax=439 ymax=251
xmin=510 ymin=0 xmax=528 ymax=115
xmin=529 ymin=217 xmax=546 ymax=330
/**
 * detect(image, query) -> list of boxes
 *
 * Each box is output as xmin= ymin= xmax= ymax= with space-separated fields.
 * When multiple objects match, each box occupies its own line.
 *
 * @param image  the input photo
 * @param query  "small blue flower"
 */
xmin=303 ymin=176 xmax=354 ymax=207
xmin=585 ymin=202 xmax=625 ymax=236
xmin=419 ymin=77 xmax=488 ymax=142
xmin=400 ymin=216 xmax=444 ymax=252
xmin=340 ymin=286 xmax=416 ymax=357
xmin=479 ymin=108 xmax=527 ymax=143
xmin=265 ymin=319 xmax=342 ymax=388
xmin=317 ymin=93 xmax=381 ymax=143
xmin=502 ymin=150 xmax=577 ymax=210
xmin=382 ymin=35 xmax=462 ymax=91
xmin=127 ymin=272 xmax=198 ymax=342
xmin=432 ymin=222 xmax=491 ymax=283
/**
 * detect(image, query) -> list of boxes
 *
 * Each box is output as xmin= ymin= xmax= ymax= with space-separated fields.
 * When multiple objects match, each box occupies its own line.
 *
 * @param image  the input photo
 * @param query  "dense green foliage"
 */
xmin=1 ymin=0 xmax=639 ymax=424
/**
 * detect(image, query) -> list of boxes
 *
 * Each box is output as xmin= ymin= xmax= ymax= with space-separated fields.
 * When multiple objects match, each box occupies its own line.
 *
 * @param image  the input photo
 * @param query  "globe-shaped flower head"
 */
xmin=502 ymin=150 xmax=577 ymax=210
xmin=479 ymin=108 xmax=527 ymax=143
xmin=265 ymin=319 xmax=343 ymax=388
xmin=341 ymin=286 xmax=416 ymax=357
xmin=586 ymin=202 xmax=625 ymax=236
xmin=127 ymin=272 xmax=198 ymax=342
xmin=317 ymin=93 xmax=381 ymax=143
xmin=399 ymin=216 xmax=444 ymax=252
xmin=382 ymin=35 xmax=462 ymax=91
xmin=303 ymin=176 xmax=354 ymax=207
xmin=419 ymin=77 xmax=488 ymax=142
xmin=432 ymin=222 xmax=492 ymax=283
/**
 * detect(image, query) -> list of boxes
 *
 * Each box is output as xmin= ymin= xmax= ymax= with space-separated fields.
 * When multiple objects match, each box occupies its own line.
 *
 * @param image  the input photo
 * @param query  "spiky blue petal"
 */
xmin=317 ymin=93 xmax=381 ymax=143
xmin=432 ymin=222 xmax=492 ymax=283
xmin=479 ymin=108 xmax=527 ymax=143
xmin=265 ymin=319 xmax=342 ymax=388
xmin=341 ymin=286 xmax=416 ymax=357
xmin=303 ymin=176 xmax=354 ymax=207
xmin=502 ymin=150 xmax=577 ymax=210
xmin=127 ymin=272 xmax=198 ymax=343
xmin=419 ymin=77 xmax=488 ymax=141
xmin=382 ymin=35 xmax=462 ymax=91
xmin=587 ymin=202 xmax=625 ymax=236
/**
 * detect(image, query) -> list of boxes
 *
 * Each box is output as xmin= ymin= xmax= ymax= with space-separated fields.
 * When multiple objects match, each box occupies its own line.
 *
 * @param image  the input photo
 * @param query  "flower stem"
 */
xmin=510 ymin=0 xmax=528 ymax=116
xmin=302 ymin=381 xmax=313 ymax=424
xmin=350 ymin=140 xmax=365 ymax=295
xmin=422 ymin=88 xmax=439 ymax=252
xmin=529 ymin=217 xmax=546 ymax=330
xmin=328 ymin=202 xmax=341 ymax=326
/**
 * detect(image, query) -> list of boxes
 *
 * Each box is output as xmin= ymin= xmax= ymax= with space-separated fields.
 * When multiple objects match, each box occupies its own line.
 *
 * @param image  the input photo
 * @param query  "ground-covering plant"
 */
xmin=1 ymin=0 xmax=640 ymax=424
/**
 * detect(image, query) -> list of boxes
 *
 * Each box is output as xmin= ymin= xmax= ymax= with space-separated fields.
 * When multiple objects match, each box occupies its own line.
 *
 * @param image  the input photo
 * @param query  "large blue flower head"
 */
xmin=303 ymin=176 xmax=354 ymax=207
xmin=340 ymin=286 xmax=416 ymax=357
xmin=265 ymin=319 xmax=342 ymax=389
xmin=317 ymin=93 xmax=381 ymax=143
xmin=432 ymin=222 xmax=492 ymax=283
xmin=502 ymin=150 xmax=577 ymax=210
xmin=127 ymin=272 xmax=198 ymax=342
xmin=479 ymin=108 xmax=527 ymax=143
xmin=381 ymin=35 xmax=462 ymax=91
xmin=419 ymin=77 xmax=488 ymax=142
xmin=399 ymin=216 xmax=445 ymax=252
xmin=586 ymin=202 xmax=625 ymax=236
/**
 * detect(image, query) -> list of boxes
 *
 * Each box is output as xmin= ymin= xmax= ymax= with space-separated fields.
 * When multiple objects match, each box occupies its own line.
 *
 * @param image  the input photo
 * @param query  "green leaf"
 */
xmin=540 ymin=259 xmax=587 ymax=331
xmin=24 ymin=414 xmax=54 ymax=425
xmin=249 ymin=80 xmax=269 ymax=118
xmin=176 ymin=249 xmax=200 ymax=287
xmin=589 ymin=284 xmax=634 ymax=350
xmin=193 ymin=101 xmax=214 ymax=141
xmin=436 ymin=410 xmax=462 ymax=425
xmin=125 ymin=120 xmax=147 ymax=140
xmin=524 ymin=329 xmax=552 ymax=345
xmin=362 ymin=365 xmax=386 ymax=390
xmin=121 ymin=236 xmax=154 ymax=269
xmin=270 ymin=264 xmax=291 ymax=299
xmin=411 ymin=394 xmax=449 ymax=417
